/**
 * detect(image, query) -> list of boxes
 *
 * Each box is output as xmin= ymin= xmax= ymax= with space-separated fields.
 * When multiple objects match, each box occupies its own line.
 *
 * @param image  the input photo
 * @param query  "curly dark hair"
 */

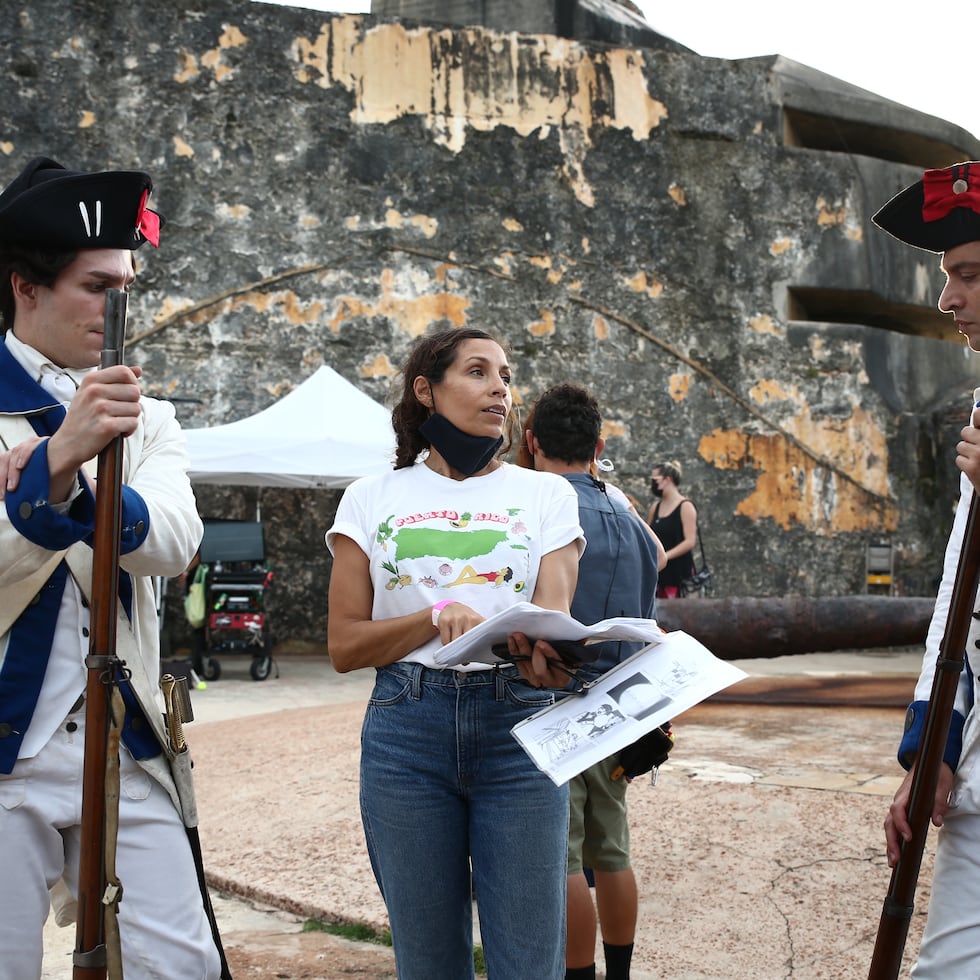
xmin=0 ymin=244 xmax=78 ymax=333
xmin=529 ymin=382 xmax=601 ymax=465
xmin=391 ymin=327 xmax=516 ymax=469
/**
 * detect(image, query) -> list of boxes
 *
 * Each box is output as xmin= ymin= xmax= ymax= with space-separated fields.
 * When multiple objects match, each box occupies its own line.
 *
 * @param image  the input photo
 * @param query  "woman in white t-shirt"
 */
xmin=326 ymin=328 xmax=584 ymax=979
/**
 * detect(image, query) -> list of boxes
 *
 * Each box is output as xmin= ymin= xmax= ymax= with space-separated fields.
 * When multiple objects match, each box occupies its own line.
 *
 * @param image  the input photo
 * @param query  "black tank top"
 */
xmin=650 ymin=500 xmax=695 ymax=588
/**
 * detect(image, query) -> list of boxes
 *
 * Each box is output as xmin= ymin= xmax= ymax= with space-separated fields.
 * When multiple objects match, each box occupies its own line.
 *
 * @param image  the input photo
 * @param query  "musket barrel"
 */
xmin=73 ymin=288 xmax=128 ymax=979
xmin=101 ymin=290 xmax=127 ymax=368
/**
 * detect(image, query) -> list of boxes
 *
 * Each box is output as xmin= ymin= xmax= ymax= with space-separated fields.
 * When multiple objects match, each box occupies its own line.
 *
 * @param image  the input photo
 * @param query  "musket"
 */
xmin=868 ymin=491 xmax=980 ymax=979
xmin=73 ymin=288 xmax=128 ymax=980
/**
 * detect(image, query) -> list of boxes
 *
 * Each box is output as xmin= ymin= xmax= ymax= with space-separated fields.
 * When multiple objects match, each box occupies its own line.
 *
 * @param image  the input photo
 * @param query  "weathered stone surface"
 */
xmin=3 ymin=1 xmax=978 ymax=645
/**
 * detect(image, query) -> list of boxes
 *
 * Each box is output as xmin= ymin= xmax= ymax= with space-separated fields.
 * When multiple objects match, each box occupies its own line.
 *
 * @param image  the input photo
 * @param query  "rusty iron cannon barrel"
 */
xmin=655 ymin=595 xmax=935 ymax=661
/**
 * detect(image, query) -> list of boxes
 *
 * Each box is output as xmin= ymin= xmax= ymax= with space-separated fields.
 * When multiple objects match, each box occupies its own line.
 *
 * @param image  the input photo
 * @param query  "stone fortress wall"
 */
xmin=2 ymin=0 xmax=977 ymax=645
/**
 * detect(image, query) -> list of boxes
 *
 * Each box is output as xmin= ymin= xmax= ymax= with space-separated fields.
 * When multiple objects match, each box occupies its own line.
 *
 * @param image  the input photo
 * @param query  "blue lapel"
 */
xmin=0 ymin=563 xmax=68 ymax=773
xmin=0 ymin=343 xmax=65 ymax=432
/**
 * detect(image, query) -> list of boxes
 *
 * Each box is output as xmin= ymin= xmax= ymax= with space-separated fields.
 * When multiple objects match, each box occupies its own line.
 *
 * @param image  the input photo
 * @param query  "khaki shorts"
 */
xmin=567 ymin=755 xmax=631 ymax=874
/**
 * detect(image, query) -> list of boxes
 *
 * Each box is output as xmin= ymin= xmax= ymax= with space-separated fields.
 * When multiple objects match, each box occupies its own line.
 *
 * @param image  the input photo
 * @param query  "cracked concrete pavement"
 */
xmin=43 ymin=647 xmax=931 ymax=979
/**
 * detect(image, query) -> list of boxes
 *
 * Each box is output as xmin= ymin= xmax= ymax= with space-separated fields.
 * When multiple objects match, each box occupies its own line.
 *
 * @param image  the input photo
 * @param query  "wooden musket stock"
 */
xmin=73 ymin=289 xmax=128 ymax=980
xmin=868 ymin=492 xmax=980 ymax=979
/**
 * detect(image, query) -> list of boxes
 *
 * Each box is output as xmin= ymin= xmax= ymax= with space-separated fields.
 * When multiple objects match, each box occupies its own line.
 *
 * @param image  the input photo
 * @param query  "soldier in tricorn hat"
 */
xmin=875 ymin=162 xmax=980 ymax=977
xmin=0 ymin=157 xmax=225 ymax=978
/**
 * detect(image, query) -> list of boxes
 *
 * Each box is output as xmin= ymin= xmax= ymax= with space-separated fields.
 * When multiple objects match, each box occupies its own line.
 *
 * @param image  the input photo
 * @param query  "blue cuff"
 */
xmin=5 ymin=443 xmax=150 ymax=554
xmin=898 ymin=700 xmax=965 ymax=771
xmin=77 ymin=483 xmax=148 ymax=553
xmin=118 ymin=485 xmax=150 ymax=554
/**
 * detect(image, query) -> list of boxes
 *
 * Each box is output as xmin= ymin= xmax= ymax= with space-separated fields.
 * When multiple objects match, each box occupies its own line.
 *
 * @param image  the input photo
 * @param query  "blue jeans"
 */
xmin=360 ymin=662 xmax=569 ymax=980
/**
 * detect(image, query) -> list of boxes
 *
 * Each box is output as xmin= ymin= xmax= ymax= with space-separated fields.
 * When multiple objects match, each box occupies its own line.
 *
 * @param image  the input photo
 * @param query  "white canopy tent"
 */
xmin=183 ymin=365 xmax=396 ymax=489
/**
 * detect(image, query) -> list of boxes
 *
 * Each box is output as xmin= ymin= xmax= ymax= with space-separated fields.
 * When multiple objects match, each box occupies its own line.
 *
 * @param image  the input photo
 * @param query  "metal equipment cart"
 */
xmin=198 ymin=518 xmax=275 ymax=681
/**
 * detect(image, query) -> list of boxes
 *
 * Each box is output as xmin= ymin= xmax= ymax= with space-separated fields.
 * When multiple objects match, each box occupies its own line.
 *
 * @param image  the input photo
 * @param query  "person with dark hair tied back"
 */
xmin=325 ymin=328 xmax=585 ymax=979
xmin=646 ymin=460 xmax=698 ymax=599
xmin=524 ymin=382 xmax=660 ymax=980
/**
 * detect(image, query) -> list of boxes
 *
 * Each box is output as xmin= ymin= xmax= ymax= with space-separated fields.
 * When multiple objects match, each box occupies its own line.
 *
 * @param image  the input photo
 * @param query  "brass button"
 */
xmin=18 ymin=501 xmax=32 ymax=519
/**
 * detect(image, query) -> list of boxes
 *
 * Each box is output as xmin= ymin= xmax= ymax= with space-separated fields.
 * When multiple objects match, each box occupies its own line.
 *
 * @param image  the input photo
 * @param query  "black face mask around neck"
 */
xmin=420 ymin=412 xmax=503 ymax=476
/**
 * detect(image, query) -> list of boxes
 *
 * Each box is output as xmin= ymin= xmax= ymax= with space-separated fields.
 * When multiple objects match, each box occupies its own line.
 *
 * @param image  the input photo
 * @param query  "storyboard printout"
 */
xmin=511 ymin=631 xmax=747 ymax=785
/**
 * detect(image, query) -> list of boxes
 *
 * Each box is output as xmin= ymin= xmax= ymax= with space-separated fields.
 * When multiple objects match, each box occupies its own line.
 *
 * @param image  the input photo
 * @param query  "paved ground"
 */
xmin=43 ymin=646 xmax=931 ymax=979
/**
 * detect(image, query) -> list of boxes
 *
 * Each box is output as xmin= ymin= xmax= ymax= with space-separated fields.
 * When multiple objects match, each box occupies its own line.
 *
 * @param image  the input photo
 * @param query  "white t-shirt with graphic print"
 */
xmin=326 ymin=461 xmax=585 ymax=670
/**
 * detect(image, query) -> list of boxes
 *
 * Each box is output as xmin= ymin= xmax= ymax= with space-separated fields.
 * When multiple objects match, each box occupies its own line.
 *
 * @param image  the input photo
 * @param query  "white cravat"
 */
xmin=38 ymin=364 xmax=79 ymax=407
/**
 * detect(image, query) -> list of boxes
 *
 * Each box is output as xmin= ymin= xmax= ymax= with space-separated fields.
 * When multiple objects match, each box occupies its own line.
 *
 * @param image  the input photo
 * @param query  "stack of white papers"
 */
xmin=432 ymin=601 xmax=664 ymax=667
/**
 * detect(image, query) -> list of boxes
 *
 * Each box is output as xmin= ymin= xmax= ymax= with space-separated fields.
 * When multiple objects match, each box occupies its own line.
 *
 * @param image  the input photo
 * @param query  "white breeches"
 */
xmin=913 ymin=707 xmax=980 ymax=980
xmin=0 ymin=710 xmax=221 ymax=980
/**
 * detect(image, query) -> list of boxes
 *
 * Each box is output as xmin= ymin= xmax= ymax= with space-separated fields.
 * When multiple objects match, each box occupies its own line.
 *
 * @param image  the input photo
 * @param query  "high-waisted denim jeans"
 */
xmin=360 ymin=661 xmax=569 ymax=980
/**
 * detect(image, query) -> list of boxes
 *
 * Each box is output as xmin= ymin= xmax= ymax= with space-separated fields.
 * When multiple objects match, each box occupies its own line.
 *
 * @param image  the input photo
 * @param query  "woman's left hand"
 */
xmin=507 ymin=631 xmax=573 ymax=689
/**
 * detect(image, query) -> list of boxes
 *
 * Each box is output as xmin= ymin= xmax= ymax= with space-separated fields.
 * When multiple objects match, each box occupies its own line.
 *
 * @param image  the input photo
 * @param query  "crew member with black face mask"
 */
xmin=646 ymin=460 xmax=699 ymax=599
xmin=325 ymin=327 xmax=585 ymax=980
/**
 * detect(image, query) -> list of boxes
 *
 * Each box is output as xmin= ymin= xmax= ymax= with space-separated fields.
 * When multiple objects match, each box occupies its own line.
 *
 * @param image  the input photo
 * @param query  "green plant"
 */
xmin=301 ymin=921 xmax=486 ymax=974
xmin=301 ymin=918 xmax=393 ymax=947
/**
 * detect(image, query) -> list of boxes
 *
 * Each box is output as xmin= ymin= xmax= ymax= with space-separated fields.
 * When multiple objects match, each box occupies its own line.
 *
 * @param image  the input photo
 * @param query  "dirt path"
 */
xmin=43 ymin=653 xmax=929 ymax=978
xmin=191 ymin=674 xmax=926 ymax=978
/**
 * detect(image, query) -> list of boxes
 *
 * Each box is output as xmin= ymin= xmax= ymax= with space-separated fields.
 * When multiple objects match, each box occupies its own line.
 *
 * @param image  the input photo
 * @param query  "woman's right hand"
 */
xmin=433 ymin=601 xmax=485 ymax=644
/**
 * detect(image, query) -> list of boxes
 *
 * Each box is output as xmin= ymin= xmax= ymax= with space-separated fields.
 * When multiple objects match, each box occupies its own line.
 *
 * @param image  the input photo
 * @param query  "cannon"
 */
xmin=655 ymin=595 xmax=935 ymax=661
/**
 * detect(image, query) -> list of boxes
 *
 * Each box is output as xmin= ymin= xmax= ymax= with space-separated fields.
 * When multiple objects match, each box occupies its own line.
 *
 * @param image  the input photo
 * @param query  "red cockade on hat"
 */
xmin=922 ymin=164 xmax=980 ymax=223
xmin=135 ymin=188 xmax=161 ymax=248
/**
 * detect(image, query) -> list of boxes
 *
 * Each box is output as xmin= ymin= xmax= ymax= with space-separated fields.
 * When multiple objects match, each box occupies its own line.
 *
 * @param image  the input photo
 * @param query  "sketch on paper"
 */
xmin=512 ymin=632 xmax=747 ymax=785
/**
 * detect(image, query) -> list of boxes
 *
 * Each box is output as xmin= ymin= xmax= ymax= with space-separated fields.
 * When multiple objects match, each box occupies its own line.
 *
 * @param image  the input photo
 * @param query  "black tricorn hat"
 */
xmin=0 ymin=156 xmax=162 ymax=250
xmin=872 ymin=162 xmax=980 ymax=253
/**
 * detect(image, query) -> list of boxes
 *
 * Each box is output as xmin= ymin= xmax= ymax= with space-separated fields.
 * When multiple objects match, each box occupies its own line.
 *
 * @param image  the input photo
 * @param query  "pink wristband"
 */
xmin=431 ymin=599 xmax=456 ymax=629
